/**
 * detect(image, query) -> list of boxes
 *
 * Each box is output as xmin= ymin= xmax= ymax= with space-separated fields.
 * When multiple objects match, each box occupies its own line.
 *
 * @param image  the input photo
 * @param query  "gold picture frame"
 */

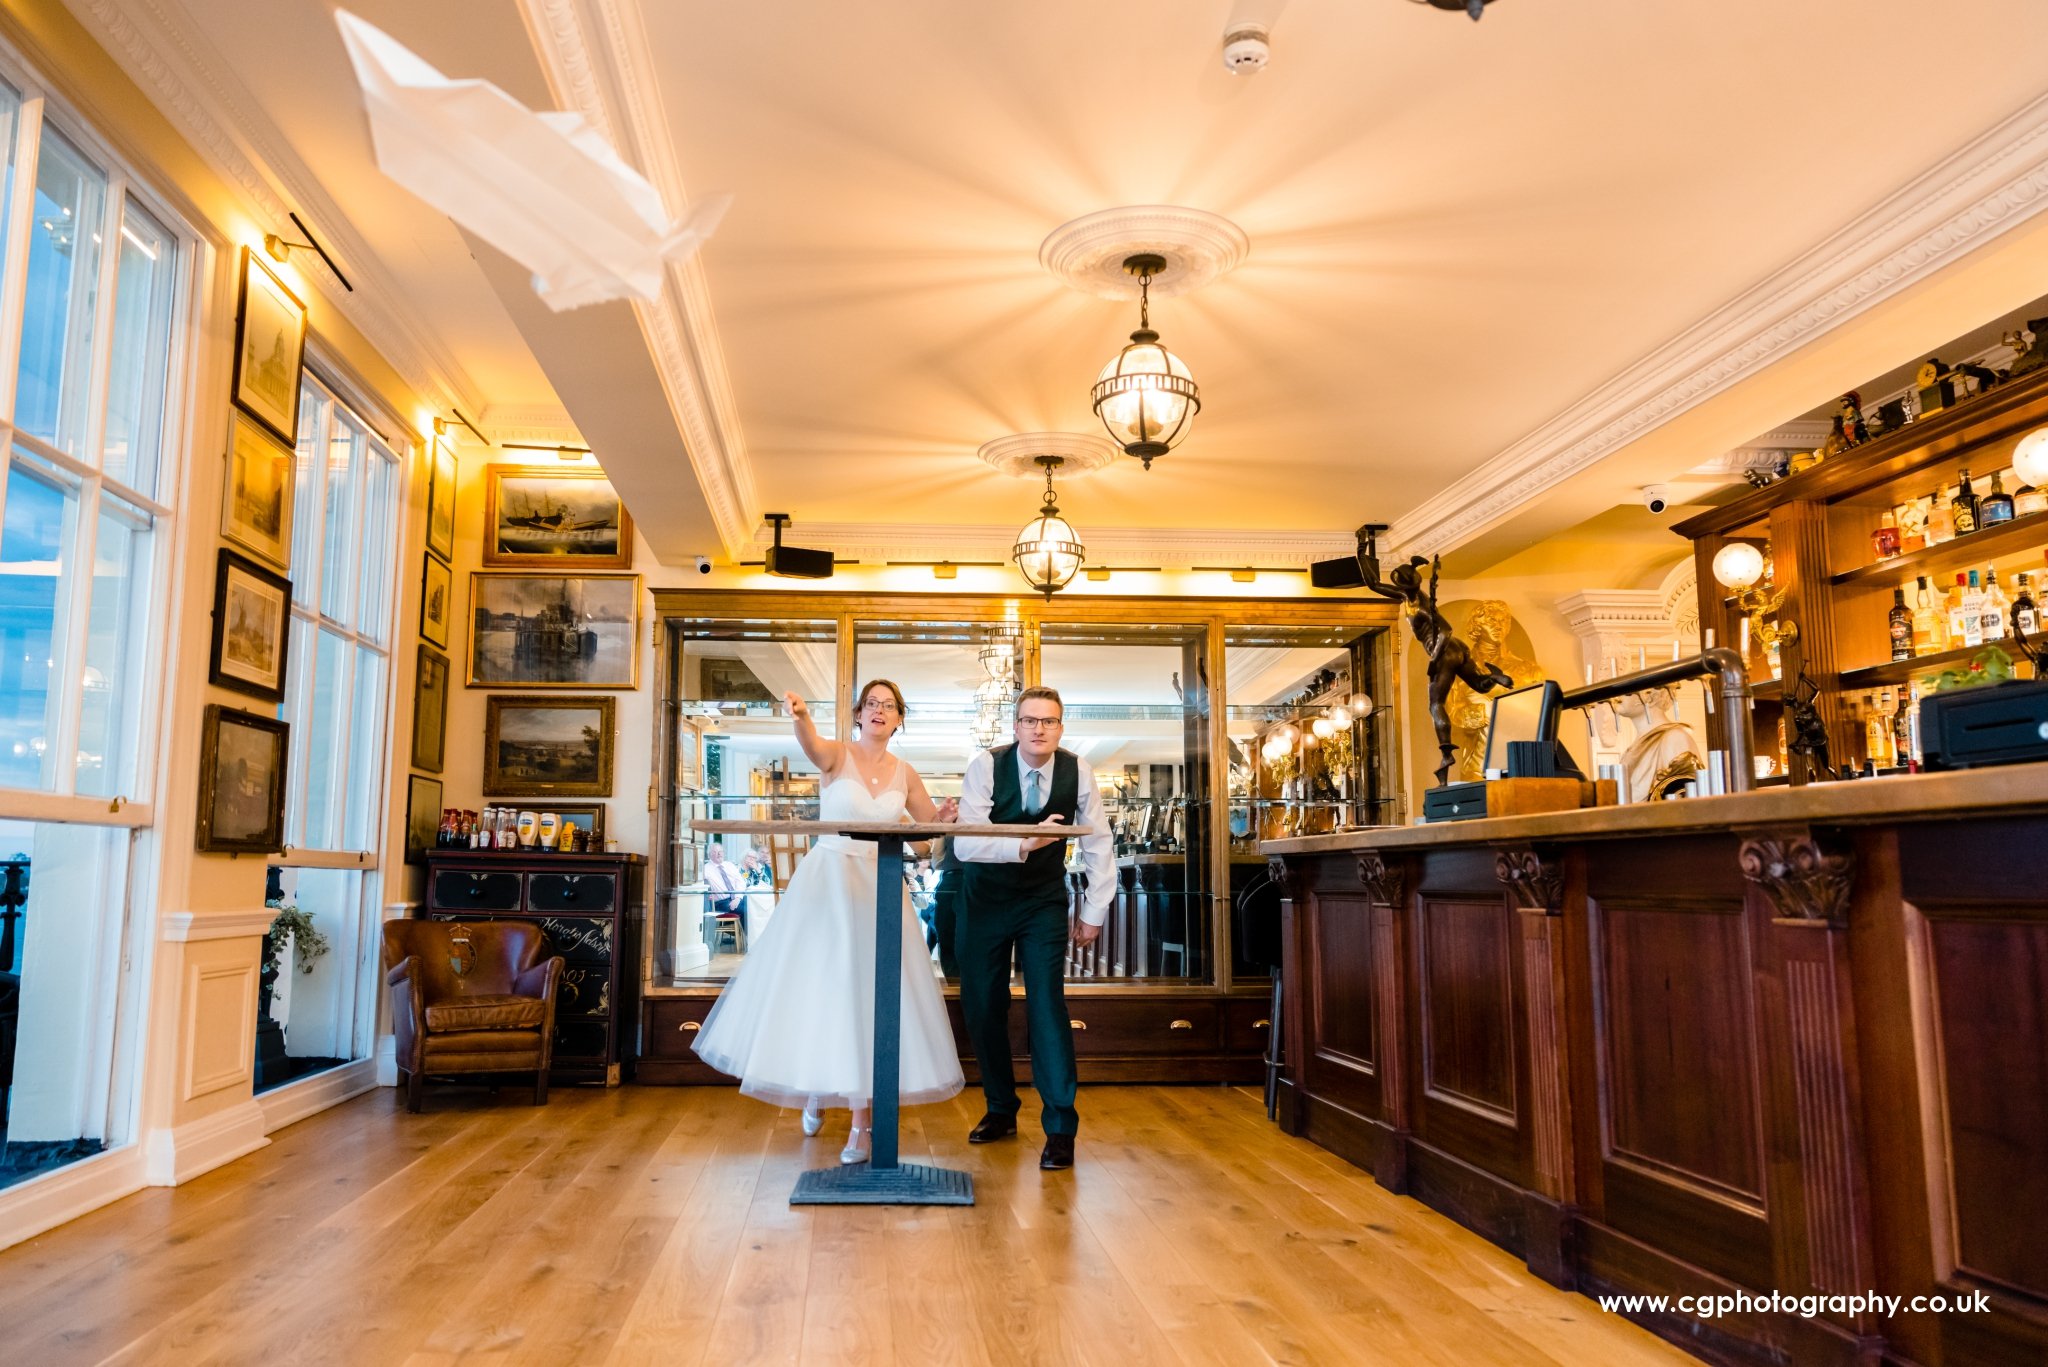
xmin=220 ymin=413 xmax=295 ymax=571
xmin=419 ymin=554 xmax=453 ymax=650
xmin=411 ymin=646 xmax=450 ymax=773
xmin=467 ymin=572 xmax=641 ymax=689
xmin=230 ymin=247 xmax=307 ymax=447
xmin=426 ymin=438 xmax=457 ymax=563
xmin=482 ymin=465 xmax=633 ymax=569
xmin=482 ymin=695 xmax=615 ymax=797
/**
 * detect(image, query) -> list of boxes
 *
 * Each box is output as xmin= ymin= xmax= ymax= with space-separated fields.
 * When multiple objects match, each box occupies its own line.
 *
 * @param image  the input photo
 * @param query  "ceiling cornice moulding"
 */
xmin=1388 ymin=89 xmax=2048 ymax=562
xmin=520 ymin=0 xmax=758 ymax=559
xmin=781 ymin=521 xmax=1357 ymax=568
xmin=74 ymin=0 xmax=484 ymax=414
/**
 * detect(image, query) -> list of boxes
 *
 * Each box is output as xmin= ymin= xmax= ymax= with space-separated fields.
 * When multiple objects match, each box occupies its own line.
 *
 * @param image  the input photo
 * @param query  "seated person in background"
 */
xmin=740 ymin=848 xmax=772 ymax=887
xmin=703 ymin=842 xmax=749 ymax=935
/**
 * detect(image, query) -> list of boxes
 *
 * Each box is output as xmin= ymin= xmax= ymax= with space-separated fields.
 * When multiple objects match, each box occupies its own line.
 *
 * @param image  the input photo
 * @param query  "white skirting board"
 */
xmin=256 ymin=1058 xmax=380 ymax=1135
xmin=0 ymin=1143 xmax=146 ymax=1253
xmin=143 ymin=1099 xmax=270 ymax=1186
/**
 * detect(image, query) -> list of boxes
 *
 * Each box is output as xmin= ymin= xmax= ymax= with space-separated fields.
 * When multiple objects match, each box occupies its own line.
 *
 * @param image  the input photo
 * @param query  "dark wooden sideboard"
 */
xmin=422 ymin=850 xmax=644 ymax=1085
xmin=1265 ymin=766 xmax=2048 ymax=1367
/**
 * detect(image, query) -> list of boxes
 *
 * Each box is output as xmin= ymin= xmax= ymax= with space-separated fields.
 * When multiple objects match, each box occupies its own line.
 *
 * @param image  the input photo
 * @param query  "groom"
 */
xmin=953 ymin=686 xmax=1115 ymax=1171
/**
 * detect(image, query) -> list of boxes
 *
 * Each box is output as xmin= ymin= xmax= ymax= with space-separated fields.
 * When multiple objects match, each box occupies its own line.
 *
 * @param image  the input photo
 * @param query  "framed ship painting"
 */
xmin=467 ymin=572 xmax=640 ymax=689
xmin=482 ymin=466 xmax=633 ymax=569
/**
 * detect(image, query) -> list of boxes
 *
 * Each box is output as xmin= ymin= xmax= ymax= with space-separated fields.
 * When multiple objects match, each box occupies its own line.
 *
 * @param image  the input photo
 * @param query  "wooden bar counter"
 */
xmin=1263 ymin=765 xmax=2048 ymax=1367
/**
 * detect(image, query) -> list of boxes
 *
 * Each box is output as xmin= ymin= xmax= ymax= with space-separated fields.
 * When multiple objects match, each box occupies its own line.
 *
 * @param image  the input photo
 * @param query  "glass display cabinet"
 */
xmin=638 ymin=591 xmax=1399 ymax=1084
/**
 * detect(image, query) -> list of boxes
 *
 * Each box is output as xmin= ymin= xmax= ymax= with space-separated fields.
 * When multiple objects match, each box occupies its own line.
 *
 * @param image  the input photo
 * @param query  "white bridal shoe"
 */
xmin=840 ymin=1126 xmax=871 ymax=1165
xmin=801 ymin=1106 xmax=824 ymax=1137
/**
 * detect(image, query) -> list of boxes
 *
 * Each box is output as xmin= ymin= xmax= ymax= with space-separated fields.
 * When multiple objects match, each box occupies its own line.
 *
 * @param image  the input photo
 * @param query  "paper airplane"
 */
xmin=335 ymin=10 xmax=729 ymax=311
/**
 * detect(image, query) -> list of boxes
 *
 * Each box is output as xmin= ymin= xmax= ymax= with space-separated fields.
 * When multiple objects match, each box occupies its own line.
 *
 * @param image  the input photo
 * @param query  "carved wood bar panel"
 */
xmin=1270 ymin=772 xmax=2048 ymax=1367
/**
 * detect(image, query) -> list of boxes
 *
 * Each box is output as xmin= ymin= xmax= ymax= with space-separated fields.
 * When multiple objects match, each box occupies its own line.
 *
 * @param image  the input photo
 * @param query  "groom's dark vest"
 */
xmin=962 ymin=744 xmax=1079 ymax=908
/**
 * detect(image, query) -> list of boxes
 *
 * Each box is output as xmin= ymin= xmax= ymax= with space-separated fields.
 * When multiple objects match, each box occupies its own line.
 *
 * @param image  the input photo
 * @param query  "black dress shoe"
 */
xmin=1039 ymin=1134 xmax=1075 ymax=1170
xmin=968 ymin=1112 xmax=1017 ymax=1144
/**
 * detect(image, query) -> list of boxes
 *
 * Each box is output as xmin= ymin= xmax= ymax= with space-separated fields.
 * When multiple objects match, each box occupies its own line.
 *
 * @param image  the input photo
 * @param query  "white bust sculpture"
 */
xmin=1595 ymin=688 xmax=1703 ymax=801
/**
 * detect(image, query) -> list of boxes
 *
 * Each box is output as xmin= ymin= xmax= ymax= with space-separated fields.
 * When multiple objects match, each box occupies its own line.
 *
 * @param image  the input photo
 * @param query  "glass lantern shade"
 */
xmin=1711 ymin=541 xmax=1766 ymax=590
xmin=1013 ymin=508 xmax=1084 ymax=595
xmin=1092 ymin=332 xmax=1199 ymax=467
xmin=2014 ymin=426 xmax=2048 ymax=489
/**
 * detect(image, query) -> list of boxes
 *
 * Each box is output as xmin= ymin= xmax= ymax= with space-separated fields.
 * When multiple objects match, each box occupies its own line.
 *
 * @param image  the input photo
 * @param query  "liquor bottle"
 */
xmin=2015 ymin=573 xmax=2040 ymax=637
xmin=1982 ymin=569 xmax=2010 ymax=642
xmin=1898 ymin=499 xmax=1928 ymax=553
xmin=1950 ymin=572 xmax=1983 ymax=648
xmin=2015 ymin=477 xmax=2048 ymax=518
xmin=1880 ymin=688 xmax=1901 ymax=768
xmin=1912 ymin=575 xmax=1947 ymax=654
xmin=1952 ymin=469 xmax=1981 ymax=535
xmin=1891 ymin=686 xmax=1913 ymax=767
xmin=1981 ymin=471 xmax=2016 ymax=526
xmin=1864 ymin=693 xmax=1893 ymax=769
xmin=1871 ymin=509 xmax=1901 ymax=559
xmin=1927 ymin=488 xmax=1956 ymax=544
xmin=1887 ymin=586 xmax=1913 ymax=661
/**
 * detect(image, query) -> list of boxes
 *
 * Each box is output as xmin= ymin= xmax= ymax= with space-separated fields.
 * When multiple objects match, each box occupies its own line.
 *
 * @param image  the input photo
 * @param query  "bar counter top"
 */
xmin=1261 ymin=759 xmax=2048 ymax=856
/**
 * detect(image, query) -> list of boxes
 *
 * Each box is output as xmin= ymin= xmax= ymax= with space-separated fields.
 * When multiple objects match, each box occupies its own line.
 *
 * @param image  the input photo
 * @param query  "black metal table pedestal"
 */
xmin=789 ymin=830 xmax=974 ymax=1206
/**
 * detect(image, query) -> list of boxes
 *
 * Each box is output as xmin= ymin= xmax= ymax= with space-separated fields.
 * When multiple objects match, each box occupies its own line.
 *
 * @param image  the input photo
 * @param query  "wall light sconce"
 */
xmin=1712 ymin=540 xmax=1798 ymax=660
xmin=932 ymin=562 xmax=958 ymax=580
xmin=501 ymin=442 xmax=595 ymax=463
xmin=433 ymin=409 xmax=491 ymax=446
xmin=1231 ymin=569 xmax=1256 ymax=583
xmin=263 ymin=211 xmax=353 ymax=292
xmin=1085 ymin=567 xmax=1112 ymax=582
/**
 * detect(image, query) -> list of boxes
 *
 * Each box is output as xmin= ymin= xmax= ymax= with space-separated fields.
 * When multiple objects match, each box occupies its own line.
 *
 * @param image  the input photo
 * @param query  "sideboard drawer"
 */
xmin=1064 ymin=999 xmax=1221 ymax=1056
xmin=430 ymin=869 xmax=522 ymax=911
xmin=529 ymin=871 xmax=617 ymax=913
xmin=642 ymin=997 xmax=719 ymax=1059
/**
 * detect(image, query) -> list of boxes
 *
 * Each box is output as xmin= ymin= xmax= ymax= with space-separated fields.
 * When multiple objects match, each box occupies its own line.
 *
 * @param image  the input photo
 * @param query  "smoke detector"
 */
xmin=1221 ymin=24 xmax=1271 ymax=75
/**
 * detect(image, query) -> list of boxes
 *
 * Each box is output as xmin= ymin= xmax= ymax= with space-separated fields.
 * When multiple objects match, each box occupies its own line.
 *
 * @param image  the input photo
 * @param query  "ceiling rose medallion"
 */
xmin=1038 ymin=205 xmax=1249 ymax=301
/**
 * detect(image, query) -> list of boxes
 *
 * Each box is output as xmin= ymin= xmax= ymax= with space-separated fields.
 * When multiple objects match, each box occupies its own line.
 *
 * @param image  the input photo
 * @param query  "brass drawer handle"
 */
xmin=678 ymin=1021 xmax=700 ymax=1032
xmin=1253 ymin=1018 xmax=1271 ymax=1030
xmin=1069 ymin=1019 xmax=1087 ymax=1030
xmin=1169 ymin=1019 xmax=1194 ymax=1031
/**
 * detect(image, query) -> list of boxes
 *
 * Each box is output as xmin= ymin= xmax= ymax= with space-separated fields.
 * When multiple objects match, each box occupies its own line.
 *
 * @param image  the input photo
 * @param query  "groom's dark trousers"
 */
xmin=958 ymin=745 xmax=1081 ymax=1137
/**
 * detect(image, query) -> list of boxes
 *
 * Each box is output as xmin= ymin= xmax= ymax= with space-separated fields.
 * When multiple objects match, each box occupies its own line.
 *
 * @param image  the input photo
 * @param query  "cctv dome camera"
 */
xmin=1642 ymin=485 xmax=1670 ymax=516
xmin=692 ymin=555 xmax=713 ymax=574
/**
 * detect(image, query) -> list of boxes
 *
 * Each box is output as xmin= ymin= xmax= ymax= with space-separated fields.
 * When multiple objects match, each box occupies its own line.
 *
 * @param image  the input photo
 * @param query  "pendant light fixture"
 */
xmin=1012 ymin=455 xmax=1085 ymax=596
xmin=1091 ymin=254 xmax=1200 ymax=469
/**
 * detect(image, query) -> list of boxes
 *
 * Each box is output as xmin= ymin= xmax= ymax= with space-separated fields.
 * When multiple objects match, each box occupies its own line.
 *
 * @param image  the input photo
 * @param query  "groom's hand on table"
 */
xmin=1020 ymin=814 xmax=1066 ymax=852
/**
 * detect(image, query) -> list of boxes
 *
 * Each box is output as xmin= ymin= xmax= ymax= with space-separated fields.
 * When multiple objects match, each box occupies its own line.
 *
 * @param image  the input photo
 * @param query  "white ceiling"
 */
xmin=71 ymin=0 xmax=2048 ymax=569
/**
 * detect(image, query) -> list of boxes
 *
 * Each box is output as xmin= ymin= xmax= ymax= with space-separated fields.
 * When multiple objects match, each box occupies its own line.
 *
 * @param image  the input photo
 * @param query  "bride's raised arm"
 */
xmin=783 ymin=690 xmax=845 ymax=776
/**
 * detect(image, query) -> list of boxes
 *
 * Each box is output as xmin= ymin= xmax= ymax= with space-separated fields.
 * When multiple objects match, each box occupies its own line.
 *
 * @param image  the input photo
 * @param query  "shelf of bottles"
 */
xmin=1225 ymin=698 xmax=1390 ymax=849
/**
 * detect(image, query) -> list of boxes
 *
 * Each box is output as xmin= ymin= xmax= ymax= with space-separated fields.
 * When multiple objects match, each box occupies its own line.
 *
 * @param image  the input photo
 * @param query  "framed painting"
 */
xmin=231 ymin=247 xmax=307 ymax=447
xmin=411 ymin=646 xmax=450 ymax=773
xmin=426 ymin=438 xmax=457 ymax=563
xmin=209 ymin=548 xmax=292 ymax=703
xmin=482 ymin=695 xmax=614 ymax=797
xmin=467 ymin=573 xmax=641 ymax=689
xmin=419 ymin=554 xmax=453 ymax=650
xmin=196 ymin=705 xmax=289 ymax=854
xmin=482 ymin=466 xmax=633 ymax=569
xmin=220 ymin=413 xmax=295 ymax=570
xmin=404 ymin=773 xmax=444 ymax=866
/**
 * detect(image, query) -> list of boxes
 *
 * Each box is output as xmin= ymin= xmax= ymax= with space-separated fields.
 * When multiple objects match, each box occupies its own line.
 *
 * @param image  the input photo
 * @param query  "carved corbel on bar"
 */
xmin=1357 ymin=853 xmax=1406 ymax=908
xmin=1738 ymin=829 xmax=1856 ymax=925
xmin=1266 ymin=855 xmax=1293 ymax=900
xmin=1495 ymin=848 xmax=1564 ymax=913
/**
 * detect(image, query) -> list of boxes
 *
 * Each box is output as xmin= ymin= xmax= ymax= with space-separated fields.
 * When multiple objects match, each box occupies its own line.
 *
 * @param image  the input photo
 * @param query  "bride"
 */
xmin=691 ymin=680 xmax=964 ymax=1163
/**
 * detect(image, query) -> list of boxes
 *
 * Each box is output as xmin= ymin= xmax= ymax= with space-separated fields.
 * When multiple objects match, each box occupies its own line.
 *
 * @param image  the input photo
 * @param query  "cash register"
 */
xmin=1423 ymin=681 xmax=1582 ymax=822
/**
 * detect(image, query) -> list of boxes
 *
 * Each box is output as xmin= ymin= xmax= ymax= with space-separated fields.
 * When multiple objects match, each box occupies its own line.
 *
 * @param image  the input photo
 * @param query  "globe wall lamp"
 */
xmin=1712 ymin=540 xmax=1798 ymax=661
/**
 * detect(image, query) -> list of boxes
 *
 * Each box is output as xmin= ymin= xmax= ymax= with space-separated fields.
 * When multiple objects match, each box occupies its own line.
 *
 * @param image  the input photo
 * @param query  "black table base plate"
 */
xmin=789 ymin=1161 xmax=975 ymax=1206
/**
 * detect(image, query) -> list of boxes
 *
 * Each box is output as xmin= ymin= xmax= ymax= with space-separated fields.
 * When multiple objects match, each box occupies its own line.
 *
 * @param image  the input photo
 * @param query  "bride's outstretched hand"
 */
xmin=783 ymin=690 xmax=809 ymax=721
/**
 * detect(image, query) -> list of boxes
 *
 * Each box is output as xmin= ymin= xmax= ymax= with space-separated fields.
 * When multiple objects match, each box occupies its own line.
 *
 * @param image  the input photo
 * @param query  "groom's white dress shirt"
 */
xmin=954 ymin=747 xmax=1116 ymax=927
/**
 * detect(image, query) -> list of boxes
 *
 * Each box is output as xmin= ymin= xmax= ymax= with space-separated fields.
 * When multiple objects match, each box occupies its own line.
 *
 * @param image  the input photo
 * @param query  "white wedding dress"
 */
xmin=691 ymin=759 xmax=964 ymax=1111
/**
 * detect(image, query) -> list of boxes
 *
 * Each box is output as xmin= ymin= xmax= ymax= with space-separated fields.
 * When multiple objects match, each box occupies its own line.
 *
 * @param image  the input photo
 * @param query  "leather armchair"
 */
xmin=382 ymin=919 xmax=564 ymax=1112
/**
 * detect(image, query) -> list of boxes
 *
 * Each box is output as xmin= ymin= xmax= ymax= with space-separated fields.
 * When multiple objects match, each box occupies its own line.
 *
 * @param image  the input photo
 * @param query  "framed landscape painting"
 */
xmin=467 ymin=572 xmax=640 ymax=689
xmin=231 ymin=247 xmax=307 ymax=446
xmin=196 ymin=705 xmax=289 ymax=853
xmin=404 ymin=773 xmax=443 ymax=865
xmin=209 ymin=549 xmax=292 ymax=703
xmin=411 ymin=646 xmax=450 ymax=773
xmin=220 ymin=414 xmax=295 ymax=570
xmin=419 ymin=554 xmax=453 ymax=650
xmin=482 ymin=466 xmax=633 ymax=569
xmin=426 ymin=440 xmax=457 ymax=563
xmin=482 ymin=695 xmax=614 ymax=797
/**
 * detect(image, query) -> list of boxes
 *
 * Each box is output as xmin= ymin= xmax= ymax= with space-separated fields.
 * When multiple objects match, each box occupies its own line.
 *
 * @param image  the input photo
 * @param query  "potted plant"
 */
xmin=256 ymin=901 xmax=330 ymax=1088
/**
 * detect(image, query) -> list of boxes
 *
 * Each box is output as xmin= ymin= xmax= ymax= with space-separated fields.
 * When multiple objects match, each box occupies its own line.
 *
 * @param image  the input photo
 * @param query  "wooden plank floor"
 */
xmin=0 ymin=1085 xmax=1693 ymax=1366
